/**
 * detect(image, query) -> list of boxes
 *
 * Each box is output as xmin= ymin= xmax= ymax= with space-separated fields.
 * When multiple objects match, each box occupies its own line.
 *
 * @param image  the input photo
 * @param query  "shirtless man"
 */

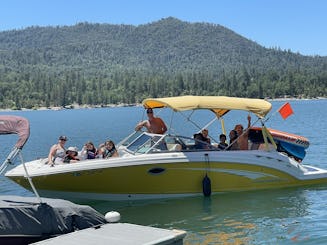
xmin=234 ymin=114 xmax=251 ymax=150
xmin=135 ymin=108 xmax=167 ymax=134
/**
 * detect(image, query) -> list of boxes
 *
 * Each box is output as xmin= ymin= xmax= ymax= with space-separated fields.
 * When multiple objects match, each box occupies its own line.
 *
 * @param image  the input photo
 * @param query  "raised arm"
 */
xmin=247 ymin=114 xmax=251 ymax=129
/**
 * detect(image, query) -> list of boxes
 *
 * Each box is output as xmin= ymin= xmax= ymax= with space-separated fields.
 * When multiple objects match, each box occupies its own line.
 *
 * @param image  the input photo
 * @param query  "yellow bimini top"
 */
xmin=142 ymin=96 xmax=272 ymax=118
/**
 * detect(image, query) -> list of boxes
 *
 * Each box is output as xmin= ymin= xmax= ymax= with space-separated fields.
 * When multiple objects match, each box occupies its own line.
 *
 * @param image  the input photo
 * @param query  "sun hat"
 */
xmin=59 ymin=135 xmax=68 ymax=141
xmin=66 ymin=146 xmax=78 ymax=156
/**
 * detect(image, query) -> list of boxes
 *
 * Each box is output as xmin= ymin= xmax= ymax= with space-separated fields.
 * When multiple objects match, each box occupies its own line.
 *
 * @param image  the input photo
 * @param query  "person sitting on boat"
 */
xmin=48 ymin=135 xmax=68 ymax=165
xmin=234 ymin=114 xmax=251 ymax=150
xmin=135 ymin=108 xmax=167 ymax=134
xmin=63 ymin=146 xmax=80 ymax=163
xmin=102 ymin=140 xmax=119 ymax=158
xmin=218 ymin=133 xmax=228 ymax=150
xmin=227 ymin=130 xmax=239 ymax=150
xmin=194 ymin=129 xmax=211 ymax=149
xmin=81 ymin=141 xmax=97 ymax=160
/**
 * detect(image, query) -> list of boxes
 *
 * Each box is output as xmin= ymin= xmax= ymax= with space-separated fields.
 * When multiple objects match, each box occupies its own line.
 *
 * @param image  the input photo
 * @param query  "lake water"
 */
xmin=1 ymin=100 xmax=326 ymax=244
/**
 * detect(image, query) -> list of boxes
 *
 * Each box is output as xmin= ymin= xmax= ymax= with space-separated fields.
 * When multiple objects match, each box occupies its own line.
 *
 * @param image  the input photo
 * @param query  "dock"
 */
xmin=32 ymin=222 xmax=186 ymax=245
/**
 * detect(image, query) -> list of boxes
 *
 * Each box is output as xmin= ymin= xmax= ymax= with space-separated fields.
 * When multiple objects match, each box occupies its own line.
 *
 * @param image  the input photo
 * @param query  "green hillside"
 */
xmin=0 ymin=17 xmax=326 ymax=109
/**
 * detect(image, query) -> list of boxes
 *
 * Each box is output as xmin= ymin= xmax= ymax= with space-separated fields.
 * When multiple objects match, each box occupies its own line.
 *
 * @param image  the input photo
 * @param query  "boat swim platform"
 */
xmin=32 ymin=222 xmax=187 ymax=245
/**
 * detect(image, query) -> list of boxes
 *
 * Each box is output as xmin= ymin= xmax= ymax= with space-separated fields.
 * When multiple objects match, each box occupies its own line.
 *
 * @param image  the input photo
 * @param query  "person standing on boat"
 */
xmin=227 ymin=130 xmax=239 ymax=150
xmin=234 ymin=114 xmax=251 ymax=150
xmin=135 ymin=108 xmax=167 ymax=134
xmin=48 ymin=135 xmax=67 ymax=165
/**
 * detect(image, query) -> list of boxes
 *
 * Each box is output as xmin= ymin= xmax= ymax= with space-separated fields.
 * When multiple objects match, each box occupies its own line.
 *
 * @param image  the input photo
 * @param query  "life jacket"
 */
xmin=86 ymin=149 xmax=97 ymax=159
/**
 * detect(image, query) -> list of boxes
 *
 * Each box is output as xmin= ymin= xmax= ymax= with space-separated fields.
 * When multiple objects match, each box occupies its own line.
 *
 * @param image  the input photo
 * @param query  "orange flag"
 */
xmin=278 ymin=102 xmax=294 ymax=119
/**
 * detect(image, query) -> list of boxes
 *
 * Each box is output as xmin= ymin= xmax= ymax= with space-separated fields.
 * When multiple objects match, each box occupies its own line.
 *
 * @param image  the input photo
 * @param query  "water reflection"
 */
xmin=89 ymin=188 xmax=316 ymax=244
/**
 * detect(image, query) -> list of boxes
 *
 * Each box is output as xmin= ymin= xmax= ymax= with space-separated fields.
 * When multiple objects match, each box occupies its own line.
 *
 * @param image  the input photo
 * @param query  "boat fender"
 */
xmin=105 ymin=211 xmax=121 ymax=223
xmin=202 ymin=174 xmax=211 ymax=197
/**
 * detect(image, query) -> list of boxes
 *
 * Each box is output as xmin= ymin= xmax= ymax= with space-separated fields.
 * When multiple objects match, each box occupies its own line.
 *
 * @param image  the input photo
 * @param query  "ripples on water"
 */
xmin=89 ymin=187 xmax=327 ymax=245
xmin=0 ymin=100 xmax=326 ymax=244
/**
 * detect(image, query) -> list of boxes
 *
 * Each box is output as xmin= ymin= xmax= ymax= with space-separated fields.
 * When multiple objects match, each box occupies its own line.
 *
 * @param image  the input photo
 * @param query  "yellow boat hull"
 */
xmin=7 ymin=154 xmax=327 ymax=201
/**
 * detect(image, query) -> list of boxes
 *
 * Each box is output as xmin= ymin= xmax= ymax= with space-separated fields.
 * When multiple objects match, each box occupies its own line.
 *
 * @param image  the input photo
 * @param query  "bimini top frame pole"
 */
xmin=0 ymin=115 xmax=42 ymax=203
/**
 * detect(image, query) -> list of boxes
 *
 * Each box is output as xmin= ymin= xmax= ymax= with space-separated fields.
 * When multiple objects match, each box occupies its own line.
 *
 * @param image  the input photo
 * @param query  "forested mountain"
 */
xmin=0 ymin=17 xmax=326 ymax=109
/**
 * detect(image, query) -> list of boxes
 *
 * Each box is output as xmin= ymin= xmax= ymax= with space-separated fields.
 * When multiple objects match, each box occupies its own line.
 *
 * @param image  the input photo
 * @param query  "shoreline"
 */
xmin=0 ymin=97 xmax=326 ymax=112
xmin=0 ymin=103 xmax=142 ymax=112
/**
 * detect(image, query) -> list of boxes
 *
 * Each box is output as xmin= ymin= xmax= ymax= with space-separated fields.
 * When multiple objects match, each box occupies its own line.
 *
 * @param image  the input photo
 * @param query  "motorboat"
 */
xmin=5 ymin=96 xmax=327 ymax=201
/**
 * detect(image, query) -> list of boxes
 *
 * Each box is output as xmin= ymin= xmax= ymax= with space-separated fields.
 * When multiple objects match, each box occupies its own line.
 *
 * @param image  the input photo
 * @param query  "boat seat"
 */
xmin=258 ymin=143 xmax=275 ymax=151
xmin=167 ymin=144 xmax=182 ymax=151
xmin=250 ymin=143 xmax=260 ymax=150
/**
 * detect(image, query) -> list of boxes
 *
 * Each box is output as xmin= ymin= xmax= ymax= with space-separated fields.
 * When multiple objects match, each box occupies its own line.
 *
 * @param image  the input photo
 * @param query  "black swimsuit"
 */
xmin=103 ymin=148 xmax=117 ymax=158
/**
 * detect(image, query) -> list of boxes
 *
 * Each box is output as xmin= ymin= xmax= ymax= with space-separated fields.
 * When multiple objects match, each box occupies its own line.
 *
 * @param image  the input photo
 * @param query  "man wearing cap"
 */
xmin=135 ymin=108 xmax=167 ymax=134
xmin=48 ymin=135 xmax=68 ymax=165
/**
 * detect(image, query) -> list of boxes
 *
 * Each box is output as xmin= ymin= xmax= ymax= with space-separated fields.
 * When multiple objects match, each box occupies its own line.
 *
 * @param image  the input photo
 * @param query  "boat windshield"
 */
xmin=120 ymin=132 xmax=218 ymax=155
xmin=123 ymin=133 xmax=165 ymax=154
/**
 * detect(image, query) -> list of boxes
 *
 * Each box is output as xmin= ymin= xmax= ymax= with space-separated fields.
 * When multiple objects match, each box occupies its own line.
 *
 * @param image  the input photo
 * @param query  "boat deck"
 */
xmin=32 ymin=222 xmax=186 ymax=245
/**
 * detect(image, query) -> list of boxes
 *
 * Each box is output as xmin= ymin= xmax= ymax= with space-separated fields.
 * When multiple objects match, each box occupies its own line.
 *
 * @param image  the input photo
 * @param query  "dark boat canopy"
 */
xmin=0 ymin=195 xmax=106 ymax=243
xmin=0 ymin=115 xmax=30 ymax=149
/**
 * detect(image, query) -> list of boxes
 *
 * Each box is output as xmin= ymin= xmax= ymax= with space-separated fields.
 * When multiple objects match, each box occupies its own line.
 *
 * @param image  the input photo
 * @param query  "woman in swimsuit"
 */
xmin=48 ymin=135 xmax=68 ymax=165
xmin=102 ymin=140 xmax=119 ymax=158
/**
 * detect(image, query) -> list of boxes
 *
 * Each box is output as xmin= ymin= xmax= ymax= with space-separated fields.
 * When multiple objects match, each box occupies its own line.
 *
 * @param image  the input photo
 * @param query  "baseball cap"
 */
xmin=59 ymin=135 xmax=68 ymax=141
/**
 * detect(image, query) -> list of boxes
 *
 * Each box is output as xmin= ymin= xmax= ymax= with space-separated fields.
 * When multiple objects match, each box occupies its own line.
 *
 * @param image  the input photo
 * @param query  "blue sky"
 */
xmin=1 ymin=0 xmax=326 ymax=56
